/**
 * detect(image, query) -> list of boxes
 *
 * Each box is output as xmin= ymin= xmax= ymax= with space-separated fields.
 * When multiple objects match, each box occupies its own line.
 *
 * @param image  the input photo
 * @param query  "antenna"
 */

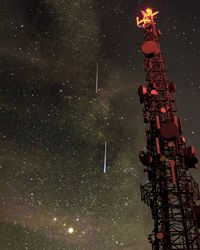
xmin=136 ymin=8 xmax=159 ymax=28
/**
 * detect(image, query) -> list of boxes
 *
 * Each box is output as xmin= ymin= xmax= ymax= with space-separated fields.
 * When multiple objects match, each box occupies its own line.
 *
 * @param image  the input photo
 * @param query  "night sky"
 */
xmin=0 ymin=1 xmax=200 ymax=250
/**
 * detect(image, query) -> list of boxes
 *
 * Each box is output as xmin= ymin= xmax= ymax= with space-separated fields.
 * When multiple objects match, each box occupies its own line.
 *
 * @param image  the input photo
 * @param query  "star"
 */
xmin=68 ymin=227 xmax=74 ymax=234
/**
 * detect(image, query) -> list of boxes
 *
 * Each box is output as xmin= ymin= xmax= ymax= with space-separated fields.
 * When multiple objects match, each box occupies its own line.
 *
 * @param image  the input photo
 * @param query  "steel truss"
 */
xmin=137 ymin=9 xmax=200 ymax=250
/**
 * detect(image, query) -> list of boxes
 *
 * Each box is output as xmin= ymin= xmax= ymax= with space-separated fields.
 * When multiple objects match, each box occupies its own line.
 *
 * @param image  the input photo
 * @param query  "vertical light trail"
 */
xmin=103 ymin=141 xmax=107 ymax=173
xmin=95 ymin=62 xmax=99 ymax=94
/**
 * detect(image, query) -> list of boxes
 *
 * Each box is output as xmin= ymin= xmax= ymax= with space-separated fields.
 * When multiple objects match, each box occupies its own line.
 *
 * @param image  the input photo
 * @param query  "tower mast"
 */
xmin=137 ymin=8 xmax=200 ymax=250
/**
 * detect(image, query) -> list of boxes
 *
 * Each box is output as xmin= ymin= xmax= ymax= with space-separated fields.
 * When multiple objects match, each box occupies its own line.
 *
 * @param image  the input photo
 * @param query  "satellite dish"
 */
xmin=156 ymin=231 xmax=164 ymax=240
xmin=141 ymin=40 xmax=158 ymax=57
xmin=160 ymin=122 xmax=179 ymax=140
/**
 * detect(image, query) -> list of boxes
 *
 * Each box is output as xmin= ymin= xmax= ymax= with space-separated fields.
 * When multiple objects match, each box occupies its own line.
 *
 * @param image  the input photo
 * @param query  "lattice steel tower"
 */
xmin=137 ymin=8 xmax=200 ymax=250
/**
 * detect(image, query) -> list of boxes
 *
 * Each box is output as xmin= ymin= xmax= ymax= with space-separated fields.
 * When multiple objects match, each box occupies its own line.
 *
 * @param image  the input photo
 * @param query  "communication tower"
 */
xmin=137 ymin=8 xmax=200 ymax=250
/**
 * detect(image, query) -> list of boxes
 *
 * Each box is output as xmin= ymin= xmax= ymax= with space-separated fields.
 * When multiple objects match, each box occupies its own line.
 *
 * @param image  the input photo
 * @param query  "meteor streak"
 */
xmin=103 ymin=141 xmax=107 ymax=173
xmin=95 ymin=62 xmax=99 ymax=94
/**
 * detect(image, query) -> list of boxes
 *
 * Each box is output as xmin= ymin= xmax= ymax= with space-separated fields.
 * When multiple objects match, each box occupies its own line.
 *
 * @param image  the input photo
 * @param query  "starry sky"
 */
xmin=0 ymin=0 xmax=200 ymax=250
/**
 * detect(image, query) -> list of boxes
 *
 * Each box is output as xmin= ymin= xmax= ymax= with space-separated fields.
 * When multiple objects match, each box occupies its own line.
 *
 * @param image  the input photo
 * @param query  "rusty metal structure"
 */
xmin=137 ymin=8 xmax=200 ymax=250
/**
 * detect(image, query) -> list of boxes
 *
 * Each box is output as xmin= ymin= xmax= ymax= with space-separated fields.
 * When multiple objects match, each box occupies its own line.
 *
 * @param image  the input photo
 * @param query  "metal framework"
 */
xmin=136 ymin=9 xmax=200 ymax=250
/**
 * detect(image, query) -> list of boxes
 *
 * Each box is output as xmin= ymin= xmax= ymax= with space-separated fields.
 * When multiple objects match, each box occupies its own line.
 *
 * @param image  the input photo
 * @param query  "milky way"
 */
xmin=1 ymin=0 xmax=200 ymax=250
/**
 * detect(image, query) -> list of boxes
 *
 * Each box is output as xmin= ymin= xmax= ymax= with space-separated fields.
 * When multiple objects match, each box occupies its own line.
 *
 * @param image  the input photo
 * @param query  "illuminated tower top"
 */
xmin=136 ymin=8 xmax=159 ymax=28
